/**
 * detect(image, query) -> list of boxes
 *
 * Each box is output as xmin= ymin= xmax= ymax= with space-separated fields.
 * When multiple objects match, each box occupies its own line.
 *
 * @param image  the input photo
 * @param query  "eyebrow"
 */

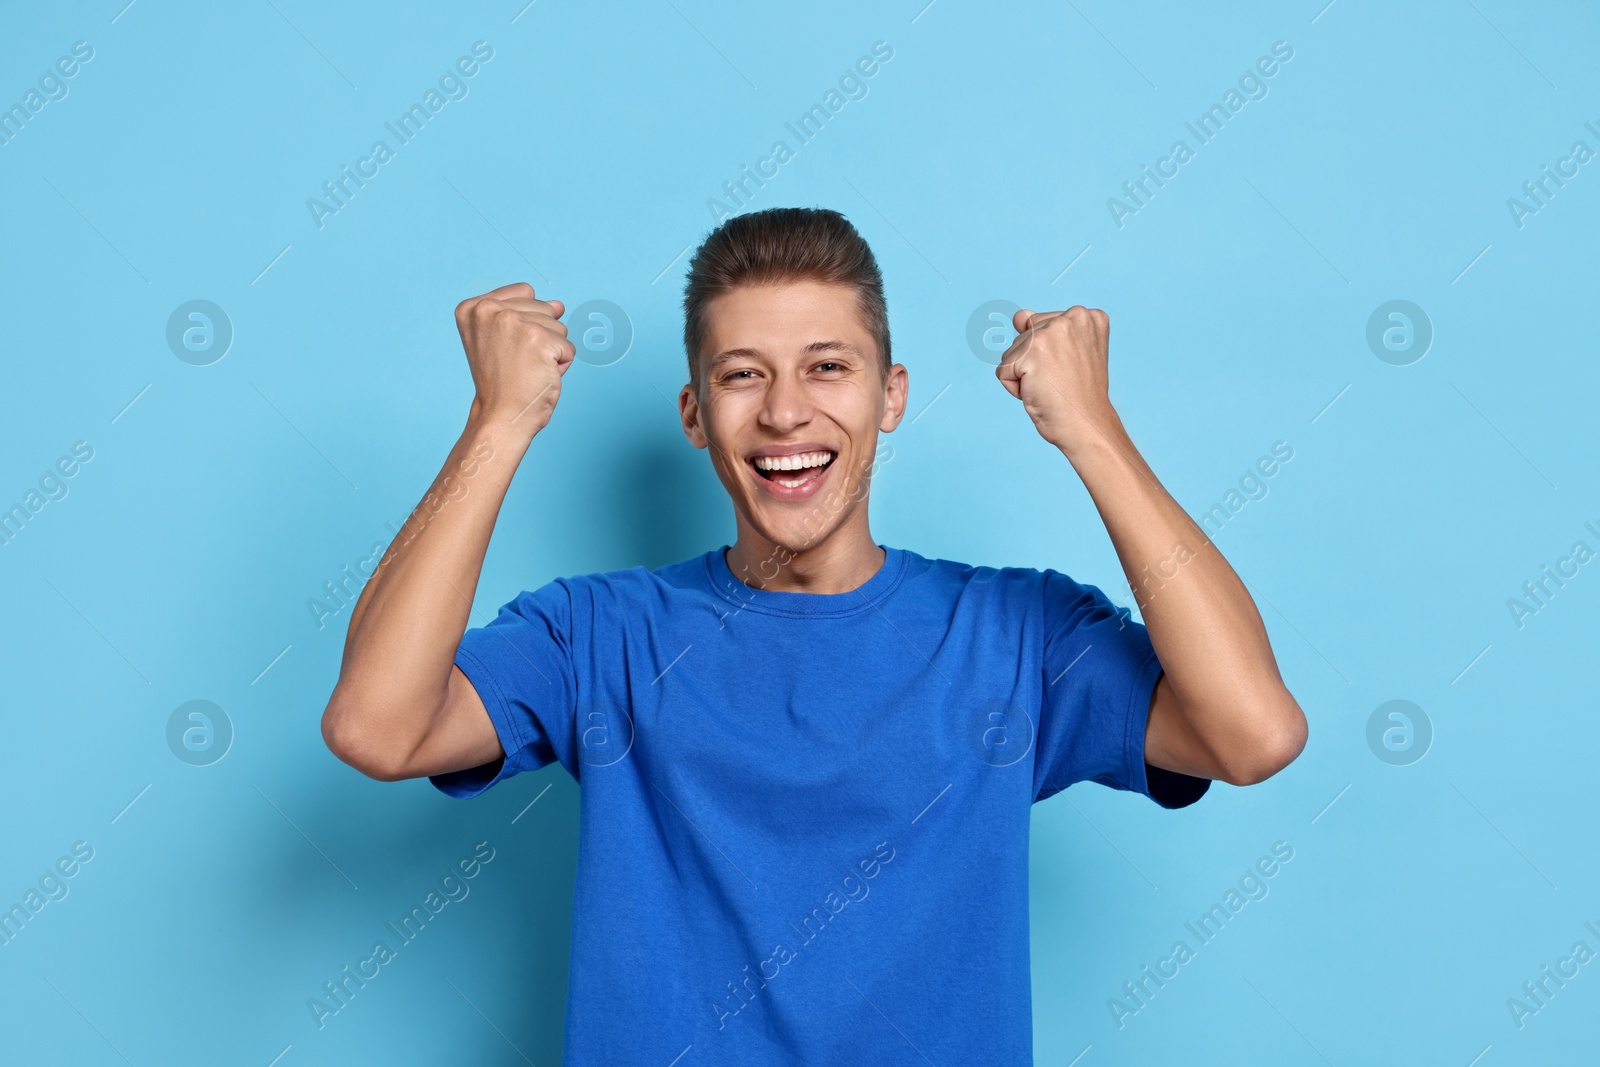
xmin=709 ymin=340 xmax=860 ymax=370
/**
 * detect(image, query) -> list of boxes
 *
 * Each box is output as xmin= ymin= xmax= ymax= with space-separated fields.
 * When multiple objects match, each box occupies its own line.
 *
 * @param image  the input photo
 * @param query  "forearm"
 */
xmin=1063 ymin=414 xmax=1298 ymax=749
xmin=991 ymin=302 xmax=1301 ymax=781
xmin=325 ymin=407 xmax=532 ymax=761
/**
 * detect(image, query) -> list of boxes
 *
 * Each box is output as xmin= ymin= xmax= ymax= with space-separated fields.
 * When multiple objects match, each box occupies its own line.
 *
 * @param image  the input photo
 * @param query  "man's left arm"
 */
xmin=996 ymin=304 xmax=1307 ymax=787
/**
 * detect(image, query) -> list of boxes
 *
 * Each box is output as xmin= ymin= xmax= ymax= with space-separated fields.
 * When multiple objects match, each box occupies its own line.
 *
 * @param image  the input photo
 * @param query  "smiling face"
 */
xmin=678 ymin=278 xmax=907 ymax=557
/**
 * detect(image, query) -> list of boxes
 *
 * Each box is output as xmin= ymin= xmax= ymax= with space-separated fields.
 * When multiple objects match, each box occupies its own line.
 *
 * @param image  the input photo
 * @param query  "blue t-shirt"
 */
xmin=431 ymin=544 xmax=1209 ymax=1065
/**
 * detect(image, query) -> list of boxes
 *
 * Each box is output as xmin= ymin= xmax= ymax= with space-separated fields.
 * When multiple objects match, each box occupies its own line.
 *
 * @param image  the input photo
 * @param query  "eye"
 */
xmin=816 ymin=361 xmax=845 ymax=372
xmin=723 ymin=369 xmax=757 ymax=381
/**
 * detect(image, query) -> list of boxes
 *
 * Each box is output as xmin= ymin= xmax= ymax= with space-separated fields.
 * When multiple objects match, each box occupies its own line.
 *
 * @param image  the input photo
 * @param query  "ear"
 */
xmin=879 ymin=362 xmax=909 ymax=433
xmin=678 ymin=382 xmax=709 ymax=449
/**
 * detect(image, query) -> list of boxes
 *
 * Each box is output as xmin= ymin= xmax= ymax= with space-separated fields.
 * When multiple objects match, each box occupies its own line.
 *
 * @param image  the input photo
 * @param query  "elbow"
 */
xmin=1219 ymin=699 xmax=1308 ymax=787
xmin=321 ymin=693 xmax=407 ymax=783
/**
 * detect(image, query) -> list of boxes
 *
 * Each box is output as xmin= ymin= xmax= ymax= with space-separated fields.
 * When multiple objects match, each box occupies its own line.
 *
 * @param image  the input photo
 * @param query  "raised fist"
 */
xmin=455 ymin=282 xmax=574 ymax=435
xmin=994 ymin=305 xmax=1119 ymax=458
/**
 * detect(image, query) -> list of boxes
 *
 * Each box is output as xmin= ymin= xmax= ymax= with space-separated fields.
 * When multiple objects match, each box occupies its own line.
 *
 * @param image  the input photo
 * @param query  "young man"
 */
xmin=321 ymin=207 xmax=1306 ymax=1064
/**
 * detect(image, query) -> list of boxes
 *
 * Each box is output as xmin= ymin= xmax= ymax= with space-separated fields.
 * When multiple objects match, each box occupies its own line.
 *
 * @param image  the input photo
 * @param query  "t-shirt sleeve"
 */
xmin=429 ymin=578 xmax=581 ymax=799
xmin=1031 ymin=570 xmax=1210 ymax=810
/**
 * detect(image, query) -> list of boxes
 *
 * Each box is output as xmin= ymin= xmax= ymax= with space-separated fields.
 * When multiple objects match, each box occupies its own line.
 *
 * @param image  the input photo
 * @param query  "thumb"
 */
xmin=1013 ymin=308 xmax=1035 ymax=333
xmin=548 ymin=298 xmax=566 ymax=318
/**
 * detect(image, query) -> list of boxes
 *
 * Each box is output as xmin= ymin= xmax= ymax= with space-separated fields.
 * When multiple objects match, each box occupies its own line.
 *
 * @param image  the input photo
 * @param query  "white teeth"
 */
xmin=754 ymin=451 xmax=834 ymax=472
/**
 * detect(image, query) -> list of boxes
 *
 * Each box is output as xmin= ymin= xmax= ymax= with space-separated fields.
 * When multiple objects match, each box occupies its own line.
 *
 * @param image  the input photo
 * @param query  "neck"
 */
xmin=725 ymin=510 xmax=884 ymax=594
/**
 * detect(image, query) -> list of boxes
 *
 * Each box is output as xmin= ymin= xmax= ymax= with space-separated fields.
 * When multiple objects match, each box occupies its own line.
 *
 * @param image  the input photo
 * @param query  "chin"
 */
xmin=743 ymin=509 xmax=844 ymax=556
xmin=753 ymin=519 xmax=823 ymax=554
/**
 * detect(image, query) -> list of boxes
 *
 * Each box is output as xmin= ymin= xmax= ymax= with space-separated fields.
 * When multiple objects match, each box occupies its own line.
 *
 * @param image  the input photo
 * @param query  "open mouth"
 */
xmin=750 ymin=450 xmax=837 ymax=489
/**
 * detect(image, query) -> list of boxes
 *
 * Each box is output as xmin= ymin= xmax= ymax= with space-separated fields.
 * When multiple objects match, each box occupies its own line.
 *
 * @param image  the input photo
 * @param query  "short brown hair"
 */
xmin=682 ymin=207 xmax=890 ymax=391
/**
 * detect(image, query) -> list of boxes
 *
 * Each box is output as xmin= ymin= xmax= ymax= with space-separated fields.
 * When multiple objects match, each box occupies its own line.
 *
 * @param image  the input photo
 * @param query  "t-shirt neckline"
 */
xmin=704 ymin=543 xmax=908 ymax=618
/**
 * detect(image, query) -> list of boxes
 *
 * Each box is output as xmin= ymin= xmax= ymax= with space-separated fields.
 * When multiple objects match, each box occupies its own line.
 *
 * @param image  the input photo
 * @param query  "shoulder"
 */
xmin=902 ymin=545 xmax=1064 ymax=583
xmin=892 ymin=546 xmax=1056 ymax=603
xmin=901 ymin=548 xmax=1125 ymax=622
xmin=542 ymin=550 xmax=723 ymax=612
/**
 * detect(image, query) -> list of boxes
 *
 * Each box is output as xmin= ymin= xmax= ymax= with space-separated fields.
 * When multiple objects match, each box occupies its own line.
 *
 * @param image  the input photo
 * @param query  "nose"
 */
xmin=758 ymin=364 xmax=812 ymax=434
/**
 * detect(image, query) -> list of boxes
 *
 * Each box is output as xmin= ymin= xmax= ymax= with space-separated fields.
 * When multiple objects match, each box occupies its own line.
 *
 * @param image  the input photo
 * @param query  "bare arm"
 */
xmin=1063 ymin=409 xmax=1304 ymax=785
xmin=996 ymin=305 xmax=1307 ymax=787
xmin=320 ymin=282 xmax=575 ymax=782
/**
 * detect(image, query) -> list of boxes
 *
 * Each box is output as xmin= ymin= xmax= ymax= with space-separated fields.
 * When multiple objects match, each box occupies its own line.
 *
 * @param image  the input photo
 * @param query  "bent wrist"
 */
xmin=466 ymin=398 xmax=542 ymax=451
xmin=1056 ymin=406 xmax=1130 ymax=468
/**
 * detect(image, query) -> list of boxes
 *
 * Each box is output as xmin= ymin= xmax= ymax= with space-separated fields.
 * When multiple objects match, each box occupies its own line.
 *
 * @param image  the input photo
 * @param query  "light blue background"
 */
xmin=2 ymin=0 xmax=1597 ymax=1063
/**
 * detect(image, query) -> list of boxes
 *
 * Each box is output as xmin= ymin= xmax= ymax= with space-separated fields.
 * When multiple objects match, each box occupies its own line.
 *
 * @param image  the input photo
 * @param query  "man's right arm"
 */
xmin=319 ymin=282 xmax=575 ymax=783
